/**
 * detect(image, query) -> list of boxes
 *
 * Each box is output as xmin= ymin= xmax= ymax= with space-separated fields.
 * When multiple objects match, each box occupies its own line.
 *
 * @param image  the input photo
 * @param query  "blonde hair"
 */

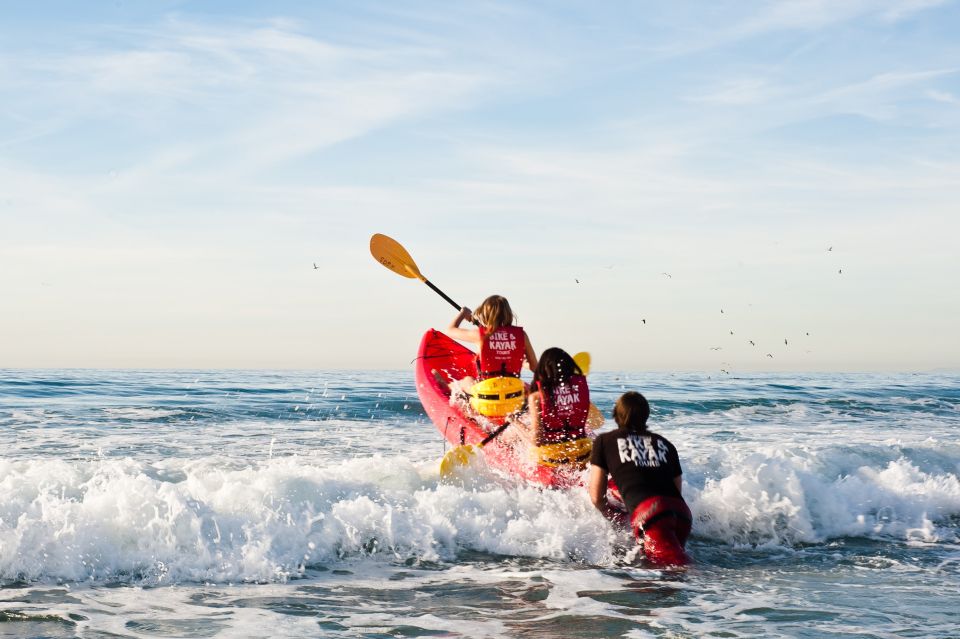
xmin=474 ymin=295 xmax=514 ymax=330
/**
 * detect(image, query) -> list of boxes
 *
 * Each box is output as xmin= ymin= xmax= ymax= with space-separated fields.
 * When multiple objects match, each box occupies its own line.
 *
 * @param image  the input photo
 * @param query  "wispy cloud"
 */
xmin=1 ymin=2 xmax=958 ymax=369
xmin=880 ymin=0 xmax=953 ymax=22
xmin=687 ymin=77 xmax=781 ymax=105
xmin=926 ymin=89 xmax=960 ymax=105
xmin=650 ymin=0 xmax=957 ymax=57
xmin=2 ymin=17 xmax=498 ymax=175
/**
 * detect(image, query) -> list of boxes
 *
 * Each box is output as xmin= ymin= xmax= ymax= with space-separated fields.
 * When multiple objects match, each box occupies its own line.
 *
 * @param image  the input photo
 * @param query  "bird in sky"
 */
xmin=575 ymin=279 xmax=580 ymax=284
xmin=784 ymin=338 xmax=788 ymax=346
xmin=710 ymin=347 xmax=722 ymax=351
xmin=642 ymin=319 xmax=646 ymax=324
xmin=313 ymin=262 xmax=319 ymax=270
xmin=766 ymin=353 xmax=774 ymax=358
xmin=828 ymin=246 xmax=833 ymax=252
xmin=749 ymin=340 xmax=756 ymax=346
xmin=730 ymin=330 xmax=734 ymax=335
xmin=661 ymin=272 xmax=672 ymax=279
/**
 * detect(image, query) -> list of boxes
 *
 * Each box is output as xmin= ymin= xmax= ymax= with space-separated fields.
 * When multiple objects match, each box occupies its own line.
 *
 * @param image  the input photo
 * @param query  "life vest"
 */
xmin=535 ymin=375 xmax=590 ymax=445
xmin=477 ymin=326 xmax=525 ymax=379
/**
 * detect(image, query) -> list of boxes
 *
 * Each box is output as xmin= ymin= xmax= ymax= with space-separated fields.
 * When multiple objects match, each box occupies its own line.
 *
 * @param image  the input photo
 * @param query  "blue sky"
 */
xmin=1 ymin=1 xmax=958 ymax=370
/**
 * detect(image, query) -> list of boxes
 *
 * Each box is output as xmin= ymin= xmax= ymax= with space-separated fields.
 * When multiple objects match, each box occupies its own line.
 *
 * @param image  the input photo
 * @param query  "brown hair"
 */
xmin=614 ymin=391 xmax=650 ymax=432
xmin=532 ymin=347 xmax=582 ymax=400
xmin=474 ymin=295 xmax=514 ymax=331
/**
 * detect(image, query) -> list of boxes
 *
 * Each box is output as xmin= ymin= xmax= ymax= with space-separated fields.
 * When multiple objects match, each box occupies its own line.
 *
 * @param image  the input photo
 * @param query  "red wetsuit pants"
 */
xmin=630 ymin=496 xmax=692 ymax=567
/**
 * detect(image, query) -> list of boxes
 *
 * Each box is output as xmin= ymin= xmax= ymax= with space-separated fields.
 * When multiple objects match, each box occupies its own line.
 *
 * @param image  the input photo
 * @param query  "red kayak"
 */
xmin=414 ymin=329 xmax=586 ymax=488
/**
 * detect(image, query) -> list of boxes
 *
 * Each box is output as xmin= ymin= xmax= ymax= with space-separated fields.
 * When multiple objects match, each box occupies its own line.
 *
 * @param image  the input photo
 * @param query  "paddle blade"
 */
xmin=370 ymin=233 xmax=423 ymax=280
xmin=587 ymin=402 xmax=605 ymax=430
xmin=573 ymin=351 xmax=591 ymax=376
xmin=439 ymin=444 xmax=476 ymax=479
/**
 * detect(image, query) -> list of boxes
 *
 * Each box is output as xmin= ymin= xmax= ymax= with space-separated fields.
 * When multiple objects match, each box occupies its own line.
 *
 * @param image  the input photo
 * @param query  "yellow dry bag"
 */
xmin=469 ymin=376 xmax=525 ymax=418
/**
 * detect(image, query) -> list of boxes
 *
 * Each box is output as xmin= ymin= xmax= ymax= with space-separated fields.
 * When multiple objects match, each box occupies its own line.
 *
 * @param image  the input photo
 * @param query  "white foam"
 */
xmin=102 ymin=407 xmax=184 ymax=420
xmin=0 ymin=455 xmax=618 ymax=584
xmin=690 ymin=446 xmax=960 ymax=546
xmin=2 ymin=428 xmax=959 ymax=583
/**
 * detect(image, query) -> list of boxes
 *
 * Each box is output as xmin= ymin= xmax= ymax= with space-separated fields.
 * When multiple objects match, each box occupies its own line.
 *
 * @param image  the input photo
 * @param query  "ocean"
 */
xmin=1 ymin=368 xmax=958 ymax=638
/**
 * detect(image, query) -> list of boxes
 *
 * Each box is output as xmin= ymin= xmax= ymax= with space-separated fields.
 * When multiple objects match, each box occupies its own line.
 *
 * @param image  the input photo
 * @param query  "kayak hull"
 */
xmin=414 ymin=329 xmax=583 ymax=488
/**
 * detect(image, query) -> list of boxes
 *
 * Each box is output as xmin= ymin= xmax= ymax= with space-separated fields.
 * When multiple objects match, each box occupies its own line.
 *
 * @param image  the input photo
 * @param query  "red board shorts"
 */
xmin=630 ymin=496 xmax=693 ymax=567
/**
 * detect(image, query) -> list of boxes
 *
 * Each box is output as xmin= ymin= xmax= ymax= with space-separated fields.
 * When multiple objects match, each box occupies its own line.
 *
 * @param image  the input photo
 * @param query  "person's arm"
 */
xmin=445 ymin=307 xmax=481 ymax=343
xmin=588 ymin=464 xmax=609 ymax=511
xmin=527 ymin=391 xmax=541 ymax=444
xmin=523 ymin=331 xmax=537 ymax=370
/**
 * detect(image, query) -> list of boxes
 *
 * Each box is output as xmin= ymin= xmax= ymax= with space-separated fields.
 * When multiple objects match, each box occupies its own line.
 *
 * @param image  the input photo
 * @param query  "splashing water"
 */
xmin=1 ymin=369 xmax=958 ymax=637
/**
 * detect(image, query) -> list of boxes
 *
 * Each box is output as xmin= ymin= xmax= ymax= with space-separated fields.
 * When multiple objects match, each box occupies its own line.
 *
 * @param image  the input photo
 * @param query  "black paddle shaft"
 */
xmin=423 ymin=278 xmax=461 ymax=312
xmin=423 ymin=278 xmax=480 ymax=327
xmin=480 ymin=421 xmax=511 ymax=447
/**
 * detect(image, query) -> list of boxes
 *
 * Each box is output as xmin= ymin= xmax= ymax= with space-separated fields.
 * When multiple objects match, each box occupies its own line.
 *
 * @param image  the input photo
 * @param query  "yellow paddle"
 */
xmin=439 ymin=420 xmax=511 ymax=479
xmin=573 ymin=351 xmax=591 ymax=375
xmin=572 ymin=351 xmax=605 ymax=428
xmin=370 ymin=233 xmax=477 ymax=323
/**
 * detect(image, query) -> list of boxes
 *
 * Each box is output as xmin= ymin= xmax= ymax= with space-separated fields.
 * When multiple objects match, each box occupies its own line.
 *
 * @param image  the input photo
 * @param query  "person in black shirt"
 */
xmin=588 ymin=391 xmax=692 ymax=566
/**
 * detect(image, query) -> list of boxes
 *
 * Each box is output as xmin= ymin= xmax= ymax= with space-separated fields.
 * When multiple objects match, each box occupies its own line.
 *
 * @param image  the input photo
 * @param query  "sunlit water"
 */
xmin=2 ymin=369 xmax=958 ymax=638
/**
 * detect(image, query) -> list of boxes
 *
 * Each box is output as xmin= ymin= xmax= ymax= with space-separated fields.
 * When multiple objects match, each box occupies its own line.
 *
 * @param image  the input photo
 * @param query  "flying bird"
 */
xmin=766 ymin=353 xmax=774 ymax=358
xmin=749 ymin=340 xmax=756 ymax=346
xmin=784 ymin=338 xmax=788 ymax=346
xmin=828 ymin=246 xmax=833 ymax=252
xmin=313 ymin=263 xmax=319 ymax=270
xmin=709 ymin=347 xmax=722 ymax=351
xmin=642 ymin=319 xmax=647 ymax=324
xmin=575 ymin=279 xmax=580 ymax=284
xmin=730 ymin=331 xmax=734 ymax=335
xmin=661 ymin=272 xmax=672 ymax=279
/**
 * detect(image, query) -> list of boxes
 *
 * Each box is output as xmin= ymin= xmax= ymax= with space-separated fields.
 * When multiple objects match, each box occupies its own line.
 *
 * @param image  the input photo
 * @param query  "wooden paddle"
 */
xmin=370 ymin=233 xmax=478 ymax=324
xmin=439 ymin=420 xmax=512 ymax=479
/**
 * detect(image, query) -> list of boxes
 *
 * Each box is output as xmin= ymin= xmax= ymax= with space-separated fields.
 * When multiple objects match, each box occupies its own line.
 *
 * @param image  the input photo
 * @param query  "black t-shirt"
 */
xmin=590 ymin=428 xmax=682 ymax=515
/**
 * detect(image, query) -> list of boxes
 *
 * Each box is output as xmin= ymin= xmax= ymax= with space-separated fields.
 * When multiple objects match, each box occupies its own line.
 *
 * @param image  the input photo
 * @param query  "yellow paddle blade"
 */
xmin=573 ymin=351 xmax=591 ymax=376
xmin=370 ymin=233 xmax=424 ymax=280
xmin=587 ymin=402 xmax=605 ymax=430
xmin=439 ymin=444 xmax=476 ymax=479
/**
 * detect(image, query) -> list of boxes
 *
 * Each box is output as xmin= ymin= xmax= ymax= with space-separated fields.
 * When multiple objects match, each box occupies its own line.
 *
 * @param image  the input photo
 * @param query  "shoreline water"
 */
xmin=2 ymin=369 xmax=958 ymax=637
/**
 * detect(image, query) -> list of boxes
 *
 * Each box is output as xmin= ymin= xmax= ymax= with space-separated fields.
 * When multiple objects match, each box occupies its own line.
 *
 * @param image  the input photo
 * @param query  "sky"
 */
xmin=1 ymin=0 xmax=958 ymax=372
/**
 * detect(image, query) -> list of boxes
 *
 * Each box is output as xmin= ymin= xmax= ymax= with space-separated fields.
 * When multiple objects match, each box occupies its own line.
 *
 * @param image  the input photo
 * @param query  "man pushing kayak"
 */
xmin=588 ymin=391 xmax=692 ymax=566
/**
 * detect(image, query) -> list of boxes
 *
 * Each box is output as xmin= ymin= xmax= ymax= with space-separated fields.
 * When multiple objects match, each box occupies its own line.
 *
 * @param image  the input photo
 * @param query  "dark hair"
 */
xmin=614 ymin=391 xmax=650 ymax=432
xmin=532 ymin=347 xmax=582 ymax=400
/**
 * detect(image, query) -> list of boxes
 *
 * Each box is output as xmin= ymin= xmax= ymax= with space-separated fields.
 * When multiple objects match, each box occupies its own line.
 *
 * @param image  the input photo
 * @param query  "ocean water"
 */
xmin=1 ymin=368 xmax=959 ymax=638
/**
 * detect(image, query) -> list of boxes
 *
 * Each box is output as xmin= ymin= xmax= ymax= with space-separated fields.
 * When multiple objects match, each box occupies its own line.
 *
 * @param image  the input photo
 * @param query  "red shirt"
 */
xmin=535 ymin=375 xmax=590 ymax=445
